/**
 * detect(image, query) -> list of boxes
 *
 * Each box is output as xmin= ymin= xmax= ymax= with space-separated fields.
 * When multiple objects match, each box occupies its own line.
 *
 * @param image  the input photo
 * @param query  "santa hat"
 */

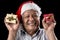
xmin=16 ymin=1 xmax=42 ymax=20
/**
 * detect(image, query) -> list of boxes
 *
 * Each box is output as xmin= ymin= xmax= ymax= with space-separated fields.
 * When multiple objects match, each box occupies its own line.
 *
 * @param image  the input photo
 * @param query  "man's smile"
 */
xmin=27 ymin=21 xmax=36 ymax=26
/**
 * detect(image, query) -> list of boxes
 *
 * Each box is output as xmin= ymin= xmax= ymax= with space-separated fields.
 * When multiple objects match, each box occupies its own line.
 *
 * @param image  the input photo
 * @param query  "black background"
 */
xmin=0 ymin=0 xmax=60 ymax=40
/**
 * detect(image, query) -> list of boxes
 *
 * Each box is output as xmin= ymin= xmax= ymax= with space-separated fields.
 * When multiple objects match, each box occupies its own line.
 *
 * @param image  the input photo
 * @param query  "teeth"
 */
xmin=28 ymin=21 xmax=36 ymax=25
xmin=28 ymin=23 xmax=35 ymax=25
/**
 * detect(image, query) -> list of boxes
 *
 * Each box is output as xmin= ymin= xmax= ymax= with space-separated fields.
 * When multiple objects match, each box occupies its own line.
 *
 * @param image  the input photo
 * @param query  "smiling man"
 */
xmin=4 ymin=1 xmax=58 ymax=40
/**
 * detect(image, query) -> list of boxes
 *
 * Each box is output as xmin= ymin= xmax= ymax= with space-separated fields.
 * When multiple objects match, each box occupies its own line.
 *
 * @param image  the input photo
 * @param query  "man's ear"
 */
xmin=38 ymin=16 xmax=40 ymax=20
xmin=37 ymin=17 xmax=40 ymax=26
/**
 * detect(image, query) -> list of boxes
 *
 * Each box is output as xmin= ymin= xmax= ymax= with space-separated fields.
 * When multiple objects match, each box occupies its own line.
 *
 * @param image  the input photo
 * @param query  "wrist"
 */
xmin=45 ymin=28 xmax=55 ymax=33
xmin=45 ymin=30 xmax=57 ymax=40
xmin=7 ymin=31 xmax=17 ymax=40
xmin=45 ymin=29 xmax=55 ymax=35
xmin=9 ymin=31 xmax=17 ymax=35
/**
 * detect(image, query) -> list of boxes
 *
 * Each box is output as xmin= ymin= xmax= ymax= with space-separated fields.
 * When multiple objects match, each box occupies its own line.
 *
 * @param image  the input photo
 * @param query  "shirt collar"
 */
xmin=20 ymin=26 xmax=41 ymax=37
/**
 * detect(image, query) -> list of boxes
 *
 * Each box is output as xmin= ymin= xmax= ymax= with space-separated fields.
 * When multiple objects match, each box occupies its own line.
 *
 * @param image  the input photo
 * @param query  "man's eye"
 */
xmin=24 ymin=16 xmax=29 ymax=18
xmin=33 ymin=15 xmax=38 ymax=17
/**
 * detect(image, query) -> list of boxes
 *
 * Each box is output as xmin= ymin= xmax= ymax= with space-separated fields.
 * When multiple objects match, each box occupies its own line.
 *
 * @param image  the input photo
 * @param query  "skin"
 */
xmin=22 ymin=9 xmax=40 ymax=36
xmin=4 ymin=9 xmax=57 ymax=40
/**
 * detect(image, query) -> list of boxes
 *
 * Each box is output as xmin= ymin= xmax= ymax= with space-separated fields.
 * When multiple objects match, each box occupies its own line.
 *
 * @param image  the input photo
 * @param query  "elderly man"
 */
xmin=4 ymin=1 xmax=58 ymax=40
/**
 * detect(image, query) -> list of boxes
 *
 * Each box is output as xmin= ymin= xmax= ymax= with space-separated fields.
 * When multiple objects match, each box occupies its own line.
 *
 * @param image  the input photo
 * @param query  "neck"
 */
xmin=26 ymin=28 xmax=38 ymax=36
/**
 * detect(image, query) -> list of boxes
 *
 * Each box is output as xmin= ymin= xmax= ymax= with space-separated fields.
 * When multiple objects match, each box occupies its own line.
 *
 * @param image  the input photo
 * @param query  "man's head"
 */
xmin=16 ymin=1 xmax=42 ymax=35
xmin=22 ymin=9 xmax=40 ymax=35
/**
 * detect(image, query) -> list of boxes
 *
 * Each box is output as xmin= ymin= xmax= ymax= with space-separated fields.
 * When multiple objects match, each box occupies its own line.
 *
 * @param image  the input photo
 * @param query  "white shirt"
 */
xmin=15 ymin=26 xmax=48 ymax=40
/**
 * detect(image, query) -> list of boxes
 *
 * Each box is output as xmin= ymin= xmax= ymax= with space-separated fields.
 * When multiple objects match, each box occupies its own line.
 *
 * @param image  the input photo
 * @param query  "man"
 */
xmin=4 ymin=1 xmax=58 ymax=40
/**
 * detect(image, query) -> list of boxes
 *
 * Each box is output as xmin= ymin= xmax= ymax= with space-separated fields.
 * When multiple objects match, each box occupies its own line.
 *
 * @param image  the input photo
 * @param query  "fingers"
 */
xmin=4 ymin=13 xmax=20 ymax=32
xmin=42 ymin=17 xmax=56 ymax=30
xmin=49 ymin=14 xmax=56 ymax=26
xmin=4 ymin=17 xmax=12 ymax=30
xmin=42 ymin=18 xmax=46 ymax=25
xmin=16 ymin=17 xmax=19 ymax=25
xmin=42 ymin=18 xmax=48 ymax=29
xmin=13 ymin=17 xmax=20 ymax=30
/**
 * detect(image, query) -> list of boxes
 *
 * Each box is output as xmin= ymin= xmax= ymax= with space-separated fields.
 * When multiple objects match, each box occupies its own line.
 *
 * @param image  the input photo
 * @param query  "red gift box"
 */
xmin=43 ymin=13 xmax=54 ymax=22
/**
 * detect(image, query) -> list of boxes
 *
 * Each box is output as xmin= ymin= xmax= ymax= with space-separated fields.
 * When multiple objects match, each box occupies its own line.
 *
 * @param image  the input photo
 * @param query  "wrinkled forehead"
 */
xmin=22 ymin=9 xmax=38 ymax=16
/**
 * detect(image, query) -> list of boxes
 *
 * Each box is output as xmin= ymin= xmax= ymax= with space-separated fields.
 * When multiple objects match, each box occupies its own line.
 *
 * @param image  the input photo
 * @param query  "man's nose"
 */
xmin=29 ymin=16 xmax=34 ymax=21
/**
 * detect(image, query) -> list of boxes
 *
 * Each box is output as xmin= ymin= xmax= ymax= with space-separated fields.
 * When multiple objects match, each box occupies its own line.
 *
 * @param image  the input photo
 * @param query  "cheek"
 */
xmin=35 ymin=18 xmax=40 ymax=23
xmin=35 ymin=18 xmax=40 ymax=26
xmin=23 ymin=18 xmax=28 ymax=25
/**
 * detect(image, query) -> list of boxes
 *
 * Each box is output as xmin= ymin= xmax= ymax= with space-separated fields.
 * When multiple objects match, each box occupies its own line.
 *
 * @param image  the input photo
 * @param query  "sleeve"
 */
xmin=43 ymin=29 xmax=58 ymax=40
xmin=38 ymin=29 xmax=48 ymax=40
xmin=15 ymin=28 xmax=21 ymax=40
xmin=41 ymin=29 xmax=49 ymax=40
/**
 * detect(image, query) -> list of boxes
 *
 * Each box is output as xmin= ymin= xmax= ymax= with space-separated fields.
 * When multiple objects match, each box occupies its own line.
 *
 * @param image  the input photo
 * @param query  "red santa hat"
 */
xmin=16 ymin=1 xmax=42 ymax=20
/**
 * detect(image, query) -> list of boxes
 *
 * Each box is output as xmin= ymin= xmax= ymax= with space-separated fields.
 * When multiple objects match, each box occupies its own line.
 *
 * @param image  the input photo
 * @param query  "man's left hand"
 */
xmin=42 ymin=14 xmax=56 ymax=31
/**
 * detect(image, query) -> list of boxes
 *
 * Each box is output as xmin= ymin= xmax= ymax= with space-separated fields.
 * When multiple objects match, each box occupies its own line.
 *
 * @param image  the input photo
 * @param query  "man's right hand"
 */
xmin=4 ymin=16 xmax=19 ymax=32
xmin=4 ymin=16 xmax=19 ymax=40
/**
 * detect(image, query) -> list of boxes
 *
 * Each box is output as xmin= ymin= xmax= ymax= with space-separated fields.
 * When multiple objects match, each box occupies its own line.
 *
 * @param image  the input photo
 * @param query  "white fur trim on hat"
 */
xmin=21 ymin=2 xmax=42 ymax=17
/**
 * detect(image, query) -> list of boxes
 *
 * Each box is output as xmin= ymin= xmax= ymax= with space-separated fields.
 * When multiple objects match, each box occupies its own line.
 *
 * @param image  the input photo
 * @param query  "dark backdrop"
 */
xmin=0 ymin=0 xmax=60 ymax=40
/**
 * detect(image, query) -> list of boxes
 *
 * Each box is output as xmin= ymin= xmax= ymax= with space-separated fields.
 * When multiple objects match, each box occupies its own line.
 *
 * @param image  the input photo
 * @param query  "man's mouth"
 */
xmin=27 ymin=22 xmax=36 ymax=26
xmin=28 ymin=23 xmax=34 ymax=25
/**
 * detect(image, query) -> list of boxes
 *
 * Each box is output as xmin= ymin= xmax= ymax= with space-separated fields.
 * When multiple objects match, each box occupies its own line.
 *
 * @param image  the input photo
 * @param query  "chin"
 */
xmin=26 ymin=26 xmax=38 ymax=35
xmin=24 ymin=24 xmax=38 ymax=34
xmin=29 ymin=25 xmax=36 ymax=28
xmin=27 ymin=25 xmax=38 ymax=31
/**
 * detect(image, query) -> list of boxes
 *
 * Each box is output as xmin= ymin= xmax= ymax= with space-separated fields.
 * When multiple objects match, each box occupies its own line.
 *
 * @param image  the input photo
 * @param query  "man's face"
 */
xmin=22 ymin=9 xmax=40 ymax=34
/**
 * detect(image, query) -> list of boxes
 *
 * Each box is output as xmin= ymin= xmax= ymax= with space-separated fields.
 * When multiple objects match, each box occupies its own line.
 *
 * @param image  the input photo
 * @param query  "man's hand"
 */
xmin=42 ymin=14 xmax=56 ymax=31
xmin=4 ymin=17 xmax=19 ymax=32
xmin=42 ymin=14 xmax=57 ymax=40
xmin=4 ymin=15 xmax=19 ymax=40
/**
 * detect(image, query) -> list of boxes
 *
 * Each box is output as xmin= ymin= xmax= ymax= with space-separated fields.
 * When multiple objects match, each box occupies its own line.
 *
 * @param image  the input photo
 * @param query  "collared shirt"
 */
xmin=15 ymin=26 xmax=48 ymax=40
